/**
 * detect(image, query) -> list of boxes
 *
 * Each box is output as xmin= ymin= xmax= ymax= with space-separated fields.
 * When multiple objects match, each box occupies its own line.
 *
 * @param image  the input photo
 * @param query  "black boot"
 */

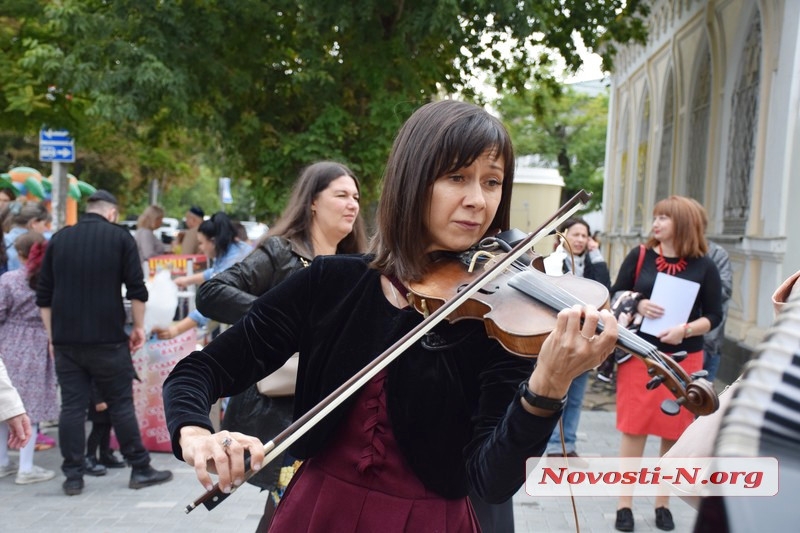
xmin=63 ymin=477 xmax=84 ymax=496
xmin=84 ymin=456 xmax=107 ymax=477
xmin=99 ymin=450 xmax=126 ymax=468
xmin=129 ymin=465 xmax=173 ymax=489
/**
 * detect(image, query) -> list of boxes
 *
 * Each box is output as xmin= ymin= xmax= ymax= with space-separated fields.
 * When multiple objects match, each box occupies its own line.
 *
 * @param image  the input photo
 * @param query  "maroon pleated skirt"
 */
xmin=268 ymin=371 xmax=480 ymax=532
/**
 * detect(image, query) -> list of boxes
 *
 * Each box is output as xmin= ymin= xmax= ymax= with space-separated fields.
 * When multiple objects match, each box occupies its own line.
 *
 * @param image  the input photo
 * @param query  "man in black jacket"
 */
xmin=36 ymin=190 xmax=172 ymax=496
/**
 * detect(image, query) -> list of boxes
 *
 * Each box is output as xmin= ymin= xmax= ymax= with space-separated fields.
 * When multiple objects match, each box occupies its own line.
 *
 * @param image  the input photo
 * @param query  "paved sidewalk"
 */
xmin=515 ymin=409 xmax=698 ymax=532
xmin=1 ymin=381 xmax=698 ymax=532
xmin=0 ymin=440 xmax=266 ymax=532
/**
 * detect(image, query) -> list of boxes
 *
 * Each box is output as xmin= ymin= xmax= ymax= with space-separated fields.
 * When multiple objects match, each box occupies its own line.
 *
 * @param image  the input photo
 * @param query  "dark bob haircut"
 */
xmin=370 ymin=100 xmax=515 ymax=281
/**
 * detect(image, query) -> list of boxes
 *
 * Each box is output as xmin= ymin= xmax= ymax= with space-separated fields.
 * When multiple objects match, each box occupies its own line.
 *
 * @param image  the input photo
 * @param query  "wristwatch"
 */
xmin=519 ymin=381 xmax=567 ymax=412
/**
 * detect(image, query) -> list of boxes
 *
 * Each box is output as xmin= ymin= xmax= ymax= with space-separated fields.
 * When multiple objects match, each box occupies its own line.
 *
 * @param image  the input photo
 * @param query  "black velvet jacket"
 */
xmin=163 ymin=255 xmax=559 ymax=502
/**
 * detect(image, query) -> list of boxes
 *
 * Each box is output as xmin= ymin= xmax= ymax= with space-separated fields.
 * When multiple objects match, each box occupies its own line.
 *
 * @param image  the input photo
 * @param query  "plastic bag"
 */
xmin=143 ymin=270 xmax=179 ymax=334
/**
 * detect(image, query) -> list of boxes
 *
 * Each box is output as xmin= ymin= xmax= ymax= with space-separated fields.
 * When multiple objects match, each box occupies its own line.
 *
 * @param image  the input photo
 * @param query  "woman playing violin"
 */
xmin=163 ymin=100 xmax=618 ymax=532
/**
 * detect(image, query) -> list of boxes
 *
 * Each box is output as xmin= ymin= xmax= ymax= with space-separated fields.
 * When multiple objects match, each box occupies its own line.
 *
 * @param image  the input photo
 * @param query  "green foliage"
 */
xmin=497 ymin=82 xmax=610 ymax=212
xmin=1 ymin=0 xmax=647 ymax=220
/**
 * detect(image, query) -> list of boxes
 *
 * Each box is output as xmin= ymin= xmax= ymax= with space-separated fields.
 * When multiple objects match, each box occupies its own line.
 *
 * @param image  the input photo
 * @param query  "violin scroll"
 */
xmin=682 ymin=378 xmax=719 ymax=416
xmin=639 ymin=348 xmax=719 ymax=417
xmin=660 ymin=378 xmax=718 ymax=417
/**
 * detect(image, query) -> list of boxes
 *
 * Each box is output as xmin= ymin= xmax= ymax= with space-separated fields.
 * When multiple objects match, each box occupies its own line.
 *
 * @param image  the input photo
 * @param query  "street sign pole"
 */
xmin=51 ymin=162 xmax=67 ymax=231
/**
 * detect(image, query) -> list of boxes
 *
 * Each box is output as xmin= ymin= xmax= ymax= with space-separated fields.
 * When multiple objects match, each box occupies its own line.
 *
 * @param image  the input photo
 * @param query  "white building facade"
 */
xmin=602 ymin=0 xmax=800 ymax=381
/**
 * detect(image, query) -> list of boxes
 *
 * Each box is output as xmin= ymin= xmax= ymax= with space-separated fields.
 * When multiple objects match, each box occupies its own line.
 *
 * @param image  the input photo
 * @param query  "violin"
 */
xmin=184 ymin=190 xmax=717 ymax=514
xmin=408 ymin=244 xmax=718 ymax=418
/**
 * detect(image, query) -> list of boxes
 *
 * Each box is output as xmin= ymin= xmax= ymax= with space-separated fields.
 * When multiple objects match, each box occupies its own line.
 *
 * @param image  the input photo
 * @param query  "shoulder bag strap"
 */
xmin=634 ymin=244 xmax=646 ymax=284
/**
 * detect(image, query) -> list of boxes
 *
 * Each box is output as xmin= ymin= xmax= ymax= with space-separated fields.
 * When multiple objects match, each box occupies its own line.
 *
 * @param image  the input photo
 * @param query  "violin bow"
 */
xmin=186 ymin=190 xmax=593 ymax=513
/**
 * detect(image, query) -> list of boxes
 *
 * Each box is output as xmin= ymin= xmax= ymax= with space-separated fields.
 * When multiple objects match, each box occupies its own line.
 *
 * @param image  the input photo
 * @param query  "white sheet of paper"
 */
xmin=639 ymin=272 xmax=700 ymax=336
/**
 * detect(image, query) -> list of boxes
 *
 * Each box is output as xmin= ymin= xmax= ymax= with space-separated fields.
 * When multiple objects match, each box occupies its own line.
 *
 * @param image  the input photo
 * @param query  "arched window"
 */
xmin=656 ymin=69 xmax=675 ymax=201
xmin=615 ymin=107 xmax=630 ymax=232
xmin=723 ymin=12 xmax=761 ymax=234
xmin=686 ymin=44 xmax=712 ymax=202
xmin=633 ymin=88 xmax=651 ymax=233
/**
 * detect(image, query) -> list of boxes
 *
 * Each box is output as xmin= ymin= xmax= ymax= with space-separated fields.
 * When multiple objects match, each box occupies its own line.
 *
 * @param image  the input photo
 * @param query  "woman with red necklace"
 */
xmin=610 ymin=195 xmax=723 ymax=532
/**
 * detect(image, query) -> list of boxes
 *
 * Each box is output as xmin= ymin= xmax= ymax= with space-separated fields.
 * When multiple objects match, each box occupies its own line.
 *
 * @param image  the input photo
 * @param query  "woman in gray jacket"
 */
xmin=195 ymin=160 xmax=366 ymax=530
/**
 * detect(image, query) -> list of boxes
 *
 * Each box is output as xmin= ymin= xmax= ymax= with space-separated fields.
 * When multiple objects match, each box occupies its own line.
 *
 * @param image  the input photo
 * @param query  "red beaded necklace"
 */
xmin=655 ymin=245 xmax=687 ymax=275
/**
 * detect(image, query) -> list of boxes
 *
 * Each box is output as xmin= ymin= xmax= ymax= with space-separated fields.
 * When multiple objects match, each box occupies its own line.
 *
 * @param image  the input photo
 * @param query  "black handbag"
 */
xmin=221 ymin=385 xmax=295 ymax=490
xmin=609 ymin=244 xmax=646 ymax=363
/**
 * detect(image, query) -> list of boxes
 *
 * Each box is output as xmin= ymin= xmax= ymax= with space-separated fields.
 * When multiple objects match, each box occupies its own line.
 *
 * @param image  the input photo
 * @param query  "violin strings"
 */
xmin=516 ymin=271 xmax=661 ymax=360
xmin=482 ymin=247 xmax=685 ymax=387
xmin=511 ymin=272 xmax=666 ymax=362
xmin=506 ymin=271 xmax=686 ymax=386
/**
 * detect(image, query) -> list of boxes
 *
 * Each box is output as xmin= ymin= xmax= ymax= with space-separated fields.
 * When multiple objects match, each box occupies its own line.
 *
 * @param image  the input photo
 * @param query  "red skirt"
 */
xmin=268 ymin=371 xmax=479 ymax=532
xmin=616 ymin=350 xmax=702 ymax=440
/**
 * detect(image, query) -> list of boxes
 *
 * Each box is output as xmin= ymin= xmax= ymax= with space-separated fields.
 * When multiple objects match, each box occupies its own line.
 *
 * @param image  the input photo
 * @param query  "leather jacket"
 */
xmin=196 ymin=236 xmax=311 ymax=324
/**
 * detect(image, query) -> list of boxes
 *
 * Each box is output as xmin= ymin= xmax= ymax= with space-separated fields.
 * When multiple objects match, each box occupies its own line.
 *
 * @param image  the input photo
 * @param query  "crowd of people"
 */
xmin=0 ymin=99 xmax=795 ymax=533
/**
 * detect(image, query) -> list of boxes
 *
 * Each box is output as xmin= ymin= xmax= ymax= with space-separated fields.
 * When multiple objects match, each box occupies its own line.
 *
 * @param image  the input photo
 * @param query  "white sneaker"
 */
xmin=0 ymin=460 xmax=18 ymax=478
xmin=15 ymin=465 xmax=56 ymax=485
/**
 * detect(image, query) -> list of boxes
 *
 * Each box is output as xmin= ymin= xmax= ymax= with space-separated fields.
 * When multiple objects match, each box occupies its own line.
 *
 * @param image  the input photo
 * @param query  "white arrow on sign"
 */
xmin=42 ymin=128 xmax=71 ymax=140
xmin=56 ymin=147 xmax=72 ymax=157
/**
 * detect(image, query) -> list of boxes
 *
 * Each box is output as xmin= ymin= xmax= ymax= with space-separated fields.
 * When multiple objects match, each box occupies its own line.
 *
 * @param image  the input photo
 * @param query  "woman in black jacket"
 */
xmin=194 ymin=161 xmax=366 ymax=529
xmin=196 ymin=161 xmax=367 ymax=325
xmin=164 ymin=100 xmax=618 ymax=532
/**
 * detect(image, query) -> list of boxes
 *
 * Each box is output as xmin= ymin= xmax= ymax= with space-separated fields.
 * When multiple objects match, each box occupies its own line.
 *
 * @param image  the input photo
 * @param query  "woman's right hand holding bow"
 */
xmin=178 ymin=426 xmax=265 ymax=494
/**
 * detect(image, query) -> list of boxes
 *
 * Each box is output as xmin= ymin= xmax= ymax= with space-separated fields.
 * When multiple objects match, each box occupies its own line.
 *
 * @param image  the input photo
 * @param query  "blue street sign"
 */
xmin=39 ymin=128 xmax=75 ymax=163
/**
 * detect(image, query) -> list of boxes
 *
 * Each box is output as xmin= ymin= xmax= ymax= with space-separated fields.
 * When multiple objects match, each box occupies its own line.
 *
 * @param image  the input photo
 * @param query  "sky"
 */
xmin=472 ymin=32 xmax=607 ymax=101
xmin=563 ymin=39 xmax=605 ymax=84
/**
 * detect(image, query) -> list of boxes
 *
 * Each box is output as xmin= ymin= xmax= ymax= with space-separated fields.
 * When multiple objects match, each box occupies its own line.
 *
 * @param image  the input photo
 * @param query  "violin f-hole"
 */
xmin=456 ymin=282 xmax=500 ymax=294
xmin=477 ymin=284 xmax=500 ymax=295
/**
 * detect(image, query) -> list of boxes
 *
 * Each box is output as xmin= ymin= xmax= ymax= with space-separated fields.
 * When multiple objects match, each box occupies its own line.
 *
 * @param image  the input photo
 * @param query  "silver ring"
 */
xmin=580 ymin=332 xmax=597 ymax=342
xmin=221 ymin=437 xmax=232 ymax=448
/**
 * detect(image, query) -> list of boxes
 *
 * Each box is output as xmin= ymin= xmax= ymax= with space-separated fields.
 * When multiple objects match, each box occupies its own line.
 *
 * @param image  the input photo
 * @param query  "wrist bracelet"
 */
xmin=683 ymin=323 xmax=693 ymax=338
xmin=519 ymin=381 xmax=567 ymax=412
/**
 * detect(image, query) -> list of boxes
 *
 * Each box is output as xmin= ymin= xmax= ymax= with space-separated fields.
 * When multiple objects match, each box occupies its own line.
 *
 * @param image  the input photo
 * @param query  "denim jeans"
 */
xmin=703 ymin=350 xmax=721 ymax=383
xmin=546 ymin=371 xmax=590 ymax=454
xmin=54 ymin=343 xmax=150 ymax=479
